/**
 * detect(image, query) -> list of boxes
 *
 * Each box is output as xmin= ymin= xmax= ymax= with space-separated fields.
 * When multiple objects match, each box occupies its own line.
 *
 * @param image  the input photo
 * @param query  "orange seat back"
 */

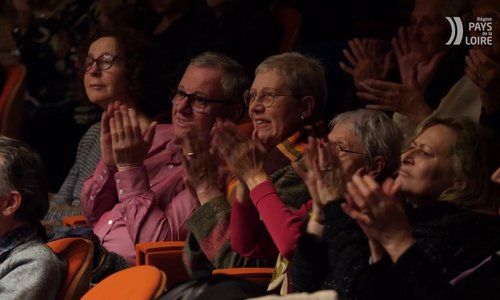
xmin=0 ymin=63 xmax=26 ymax=139
xmin=47 ymin=238 xmax=94 ymax=300
xmin=136 ymin=241 xmax=189 ymax=289
xmin=212 ymin=267 xmax=274 ymax=285
xmin=82 ymin=265 xmax=166 ymax=300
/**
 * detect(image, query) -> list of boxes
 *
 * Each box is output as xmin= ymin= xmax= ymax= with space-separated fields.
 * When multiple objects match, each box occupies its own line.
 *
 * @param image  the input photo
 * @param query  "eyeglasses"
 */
xmin=170 ymin=88 xmax=235 ymax=112
xmin=85 ymin=53 xmax=126 ymax=72
xmin=335 ymin=142 xmax=365 ymax=155
xmin=243 ymin=89 xmax=295 ymax=108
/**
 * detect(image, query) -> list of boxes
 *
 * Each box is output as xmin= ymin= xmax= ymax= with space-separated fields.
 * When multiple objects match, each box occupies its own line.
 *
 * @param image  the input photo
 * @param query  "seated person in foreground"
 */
xmin=0 ymin=137 xmax=66 ymax=299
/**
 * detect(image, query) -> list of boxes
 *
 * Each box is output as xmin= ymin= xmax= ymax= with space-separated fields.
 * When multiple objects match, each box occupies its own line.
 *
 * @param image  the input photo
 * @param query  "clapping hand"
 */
xmin=181 ymin=124 xmax=221 ymax=205
xmin=340 ymin=38 xmax=394 ymax=87
xmin=392 ymin=26 xmax=444 ymax=91
xmin=101 ymin=101 xmax=157 ymax=170
xmin=465 ymin=49 xmax=500 ymax=112
xmin=342 ymin=175 xmax=414 ymax=262
xmin=356 ymin=73 xmax=432 ymax=122
xmin=292 ymin=138 xmax=345 ymax=214
xmin=210 ymin=119 xmax=267 ymax=191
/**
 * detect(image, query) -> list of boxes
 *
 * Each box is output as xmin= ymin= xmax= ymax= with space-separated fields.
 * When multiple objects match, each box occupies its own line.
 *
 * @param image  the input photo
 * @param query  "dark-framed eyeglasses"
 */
xmin=170 ymin=88 xmax=236 ymax=113
xmin=243 ymin=89 xmax=295 ymax=108
xmin=335 ymin=142 xmax=365 ymax=155
xmin=85 ymin=53 xmax=126 ymax=72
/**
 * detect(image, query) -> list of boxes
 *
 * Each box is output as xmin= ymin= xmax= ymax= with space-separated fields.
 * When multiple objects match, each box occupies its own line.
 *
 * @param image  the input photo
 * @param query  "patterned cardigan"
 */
xmin=183 ymin=164 xmax=311 ymax=275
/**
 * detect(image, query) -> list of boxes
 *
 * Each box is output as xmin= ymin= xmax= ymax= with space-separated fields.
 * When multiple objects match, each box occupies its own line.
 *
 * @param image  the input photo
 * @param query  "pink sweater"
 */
xmin=230 ymin=180 xmax=311 ymax=261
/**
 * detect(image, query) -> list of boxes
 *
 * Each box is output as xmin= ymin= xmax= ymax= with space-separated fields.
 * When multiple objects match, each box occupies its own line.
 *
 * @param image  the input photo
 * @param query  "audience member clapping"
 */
xmin=221 ymin=109 xmax=402 ymax=294
xmin=182 ymin=52 xmax=324 ymax=276
xmin=290 ymin=115 xmax=500 ymax=299
xmin=45 ymin=28 xmax=168 ymax=231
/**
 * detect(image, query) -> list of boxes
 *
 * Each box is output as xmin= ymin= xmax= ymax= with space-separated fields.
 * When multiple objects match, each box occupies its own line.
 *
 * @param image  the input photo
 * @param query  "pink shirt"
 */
xmin=81 ymin=124 xmax=199 ymax=265
xmin=230 ymin=180 xmax=311 ymax=261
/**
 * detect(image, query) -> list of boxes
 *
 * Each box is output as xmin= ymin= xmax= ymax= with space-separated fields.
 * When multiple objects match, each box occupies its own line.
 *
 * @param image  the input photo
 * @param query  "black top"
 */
xmin=290 ymin=200 xmax=500 ymax=300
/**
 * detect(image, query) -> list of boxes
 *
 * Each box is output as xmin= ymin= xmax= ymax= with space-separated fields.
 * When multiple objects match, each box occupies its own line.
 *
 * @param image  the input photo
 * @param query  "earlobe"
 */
xmin=368 ymin=156 xmax=386 ymax=179
xmin=300 ymin=96 xmax=315 ymax=120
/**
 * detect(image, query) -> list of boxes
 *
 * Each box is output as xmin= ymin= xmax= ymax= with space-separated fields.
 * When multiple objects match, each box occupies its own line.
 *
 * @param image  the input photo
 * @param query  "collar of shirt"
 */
xmin=0 ymin=225 xmax=37 ymax=260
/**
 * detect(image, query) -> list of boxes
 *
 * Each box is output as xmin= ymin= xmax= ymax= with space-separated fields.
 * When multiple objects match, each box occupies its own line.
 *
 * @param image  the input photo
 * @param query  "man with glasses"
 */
xmin=80 ymin=51 xmax=247 ymax=270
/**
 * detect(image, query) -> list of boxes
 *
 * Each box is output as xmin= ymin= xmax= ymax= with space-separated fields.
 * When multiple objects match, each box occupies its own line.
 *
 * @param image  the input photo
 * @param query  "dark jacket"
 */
xmin=290 ymin=201 xmax=500 ymax=300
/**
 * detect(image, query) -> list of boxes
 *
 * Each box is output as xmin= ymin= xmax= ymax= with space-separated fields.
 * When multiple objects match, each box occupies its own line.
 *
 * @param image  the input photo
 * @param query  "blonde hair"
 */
xmin=413 ymin=116 xmax=498 ymax=210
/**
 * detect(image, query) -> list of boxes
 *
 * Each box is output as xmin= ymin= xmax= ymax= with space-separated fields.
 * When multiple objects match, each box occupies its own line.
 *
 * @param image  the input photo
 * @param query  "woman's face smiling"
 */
xmin=248 ymin=69 xmax=303 ymax=149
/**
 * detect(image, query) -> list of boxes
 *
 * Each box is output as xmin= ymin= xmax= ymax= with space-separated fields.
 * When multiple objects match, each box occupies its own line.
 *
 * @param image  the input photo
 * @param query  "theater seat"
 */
xmin=212 ymin=268 xmax=274 ymax=285
xmin=135 ymin=241 xmax=189 ymax=289
xmin=0 ymin=63 xmax=26 ymax=139
xmin=47 ymin=237 xmax=94 ymax=300
xmin=81 ymin=265 xmax=166 ymax=300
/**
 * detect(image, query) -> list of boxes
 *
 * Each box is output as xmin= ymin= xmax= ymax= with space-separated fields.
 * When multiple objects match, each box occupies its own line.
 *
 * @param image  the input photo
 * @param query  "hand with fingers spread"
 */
xmin=357 ymin=75 xmax=432 ymax=123
xmin=108 ymin=102 xmax=157 ymax=171
xmin=181 ymin=125 xmax=221 ymax=205
xmin=392 ymin=26 xmax=444 ymax=91
xmin=211 ymin=119 xmax=267 ymax=191
xmin=465 ymin=49 xmax=500 ymax=112
xmin=342 ymin=175 xmax=414 ymax=262
xmin=292 ymin=137 xmax=345 ymax=216
xmin=340 ymin=38 xmax=394 ymax=87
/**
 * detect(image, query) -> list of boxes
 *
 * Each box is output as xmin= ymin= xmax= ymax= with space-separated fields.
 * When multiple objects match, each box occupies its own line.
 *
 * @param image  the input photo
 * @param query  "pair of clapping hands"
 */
xmin=296 ymin=137 xmax=414 ymax=263
xmin=100 ymin=101 xmax=157 ymax=171
xmin=340 ymin=27 xmax=440 ymax=121
xmin=180 ymin=120 xmax=266 ymax=204
xmin=342 ymin=26 xmax=500 ymax=120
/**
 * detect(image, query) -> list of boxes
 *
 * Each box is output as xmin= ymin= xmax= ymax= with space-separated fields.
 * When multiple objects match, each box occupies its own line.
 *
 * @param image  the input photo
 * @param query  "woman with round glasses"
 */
xmin=211 ymin=108 xmax=402 ymax=294
xmin=49 ymin=28 xmax=181 ymax=281
xmin=47 ymin=28 xmax=168 ymax=225
xmin=181 ymin=52 xmax=326 ymax=275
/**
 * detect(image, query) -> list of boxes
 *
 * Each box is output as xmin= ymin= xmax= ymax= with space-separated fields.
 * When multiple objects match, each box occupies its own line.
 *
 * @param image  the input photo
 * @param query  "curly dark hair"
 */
xmin=79 ymin=27 xmax=170 ymax=119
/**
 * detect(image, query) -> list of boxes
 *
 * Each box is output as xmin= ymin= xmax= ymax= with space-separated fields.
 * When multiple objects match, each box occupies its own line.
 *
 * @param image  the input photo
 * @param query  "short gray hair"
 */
xmin=0 ymin=136 xmax=48 ymax=225
xmin=189 ymin=52 xmax=249 ymax=104
xmin=255 ymin=52 xmax=327 ymax=123
xmin=330 ymin=109 xmax=403 ymax=180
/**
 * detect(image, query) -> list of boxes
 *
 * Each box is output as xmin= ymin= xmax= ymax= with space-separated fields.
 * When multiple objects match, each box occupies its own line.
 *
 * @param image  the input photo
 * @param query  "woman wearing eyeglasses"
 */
xmin=207 ymin=108 xmax=402 ymax=294
xmin=47 ymin=28 xmax=169 ymax=227
xmin=50 ymin=28 xmax=193 ymax=281
xmin=180 ymin=53 xmax=324 ymax=277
